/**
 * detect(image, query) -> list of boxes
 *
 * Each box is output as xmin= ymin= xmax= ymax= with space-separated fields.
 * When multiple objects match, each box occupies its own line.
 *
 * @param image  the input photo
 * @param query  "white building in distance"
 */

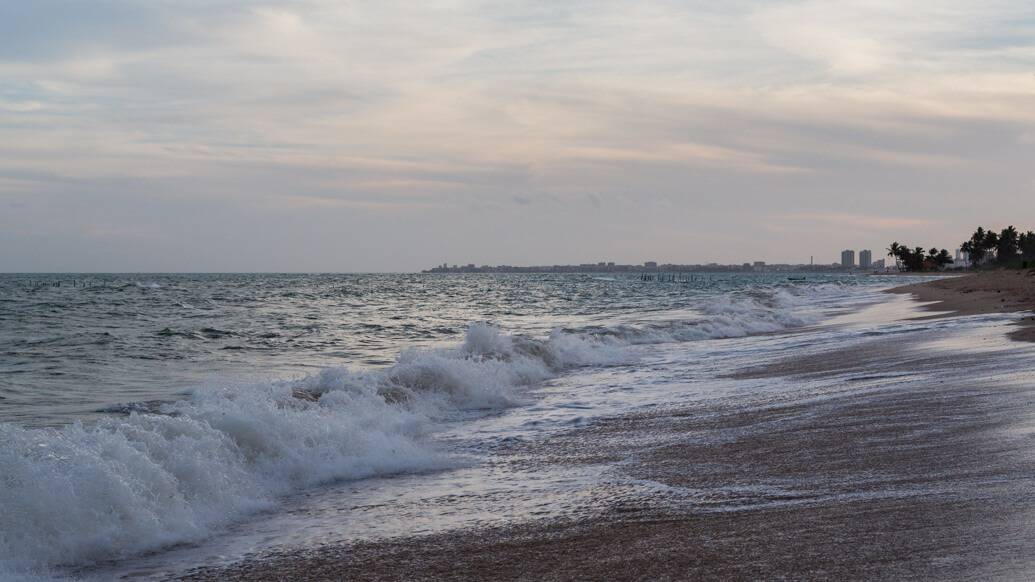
xmin=859 ymin=249 xmax=872 ymax=268
xmin=841 ymin=249 xmax=855 ymax=268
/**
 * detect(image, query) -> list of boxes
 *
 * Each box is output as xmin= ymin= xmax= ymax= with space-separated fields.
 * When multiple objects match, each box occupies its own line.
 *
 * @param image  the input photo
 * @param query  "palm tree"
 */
xmin=1020 ymin=231 xmax=1035 ymax=260
xmin=960 ymin=240 xmax=974 ymax=269
xmin=886 ymin=242 xmax=905 ymax=270
xmin=997 ymin=225 xmax=1019 ymax=264
xmin=913 ymin=247 xmax=926 ymax=271
xmin=966 ymin=227 xmax=988 ymax=265
xmin=983 ymin=230 xmax=999 ymax=261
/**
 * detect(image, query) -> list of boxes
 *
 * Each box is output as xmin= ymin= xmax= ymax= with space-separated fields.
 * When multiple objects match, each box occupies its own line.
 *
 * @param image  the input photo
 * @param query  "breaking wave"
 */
xmin=0 ymin=286 xmax=825 ymax=577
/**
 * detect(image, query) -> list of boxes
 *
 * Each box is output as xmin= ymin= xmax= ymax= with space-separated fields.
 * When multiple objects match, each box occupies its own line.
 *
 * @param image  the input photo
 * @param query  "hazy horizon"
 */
xmin=2 ymin=1 xmax=1034 ymax=272
xmin=0 ymin=253 xmax=896 ymax=275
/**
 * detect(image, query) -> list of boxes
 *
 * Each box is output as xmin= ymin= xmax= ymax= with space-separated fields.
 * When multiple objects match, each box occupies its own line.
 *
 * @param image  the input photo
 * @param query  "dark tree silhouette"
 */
xmin=960 ymin=240 xmax=974 ymax=261
xmin=996 ymin=226 xmax=1019 ymax=264
xmin=984 ymin=230 xmax=999 ymax=259
xmin=966 ymin=227 xmax=989 ymax=265
xmin=1020 ymin=231 xmax=1035 ymax=260
xmin=894 ymin=225 xmax=1035 ymax=272
xmin=886 ymin=244 xmax=932 ymax=271
xmin=912 ymin=247 xmax=926 ymax=271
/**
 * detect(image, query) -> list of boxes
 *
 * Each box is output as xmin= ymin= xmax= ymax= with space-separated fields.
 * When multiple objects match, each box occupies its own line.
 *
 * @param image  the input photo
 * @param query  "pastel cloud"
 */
xmin=1 ymin=0 xmax=1034 ymax=271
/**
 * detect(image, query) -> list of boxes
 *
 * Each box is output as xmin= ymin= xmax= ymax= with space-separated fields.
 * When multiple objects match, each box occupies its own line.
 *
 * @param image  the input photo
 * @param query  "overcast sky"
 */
xmin=2 ymin=1 xmax=1034 ymax=272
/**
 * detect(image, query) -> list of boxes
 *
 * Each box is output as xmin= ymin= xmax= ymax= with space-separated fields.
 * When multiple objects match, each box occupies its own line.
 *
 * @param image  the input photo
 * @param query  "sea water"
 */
xmin=1 ymin=272 xmax=1021 ymax=579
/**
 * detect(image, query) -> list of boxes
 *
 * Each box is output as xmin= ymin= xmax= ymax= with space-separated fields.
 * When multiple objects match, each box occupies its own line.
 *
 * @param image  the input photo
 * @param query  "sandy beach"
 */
xmin=889 ymin=270 xmax=1035 ymax=341
xmin=179 ymin=274 xmax=1035 ymax=582
xmin=8 ymin=0 xmax=1035 ymax=578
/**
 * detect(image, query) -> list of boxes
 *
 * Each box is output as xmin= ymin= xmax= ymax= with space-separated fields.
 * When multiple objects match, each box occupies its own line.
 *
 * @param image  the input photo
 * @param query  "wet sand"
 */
xmin=888 ymin=270 xmax=1035 ymax=341
xmin=182 ymin=379 xmax=1035 ymax=580
xmin=181 ymin=280 xmax=1035 ymax=582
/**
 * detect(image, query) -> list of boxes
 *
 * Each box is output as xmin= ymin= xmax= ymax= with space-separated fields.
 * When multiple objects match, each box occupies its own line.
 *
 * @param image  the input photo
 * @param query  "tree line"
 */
xmin=885 ymin=243 xmax=952 ymax=272
xmin=887 ymin=226 xmax=1035 ymax=272
xmin=959 ymin=226 xmax=1035 ymax=267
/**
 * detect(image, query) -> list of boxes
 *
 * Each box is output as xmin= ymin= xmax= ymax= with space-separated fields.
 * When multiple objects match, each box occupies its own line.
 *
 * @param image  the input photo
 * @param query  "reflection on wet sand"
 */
xmin=183 ymin=302 xmax=1035 ymax=581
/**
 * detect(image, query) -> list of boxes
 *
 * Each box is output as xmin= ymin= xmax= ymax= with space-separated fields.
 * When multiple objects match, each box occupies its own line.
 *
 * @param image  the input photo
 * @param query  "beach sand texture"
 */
xmin=182 ymin=273 xmax=1035 ymax=581
xmin=890 ymin=270 xmax=1035 ymax=341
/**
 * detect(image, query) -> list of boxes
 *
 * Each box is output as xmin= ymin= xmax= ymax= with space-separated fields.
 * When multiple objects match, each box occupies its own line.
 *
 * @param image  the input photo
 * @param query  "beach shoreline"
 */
xmin=887 ymin=270 xmax=1035 ymax=342
xmin=179 ymin=278 xmax=1035 ymax=582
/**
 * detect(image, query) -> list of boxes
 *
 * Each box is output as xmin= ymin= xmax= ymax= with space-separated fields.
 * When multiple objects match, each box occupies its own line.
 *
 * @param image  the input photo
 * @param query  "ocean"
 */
xmin=1 ymin=272 xmax=1028 ymax=580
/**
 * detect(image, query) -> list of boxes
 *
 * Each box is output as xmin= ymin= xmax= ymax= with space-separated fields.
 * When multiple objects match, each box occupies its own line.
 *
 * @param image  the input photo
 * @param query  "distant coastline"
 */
xmin=182 ymin=271 xmax=1035 ymax=582
xmin=423 ymin=262 xmax=886 ymax=274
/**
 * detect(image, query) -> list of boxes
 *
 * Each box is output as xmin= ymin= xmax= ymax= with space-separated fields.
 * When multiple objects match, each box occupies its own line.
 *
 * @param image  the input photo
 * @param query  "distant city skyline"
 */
xmin=425 ymin=251 xmax=895 ymax=274
xmin=859 ymin=249 xmax=873 ymax=269
xmin=2 ymin=1 xmax=1034 ymax=272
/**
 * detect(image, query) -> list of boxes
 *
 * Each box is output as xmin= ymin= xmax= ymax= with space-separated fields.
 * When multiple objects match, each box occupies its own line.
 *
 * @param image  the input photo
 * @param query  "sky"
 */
xmin=1 ymin=0 xmax=1034 ymax=272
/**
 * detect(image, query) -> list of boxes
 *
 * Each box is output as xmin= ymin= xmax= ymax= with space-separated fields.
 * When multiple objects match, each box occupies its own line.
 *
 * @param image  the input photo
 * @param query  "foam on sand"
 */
xmin=0 ymin=286 xmax=825 ymax=577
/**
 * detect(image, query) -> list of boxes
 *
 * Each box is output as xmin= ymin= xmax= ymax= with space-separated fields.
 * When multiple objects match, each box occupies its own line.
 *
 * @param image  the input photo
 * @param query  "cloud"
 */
xmin=774 ymin=212 xmax=939 ymax=231
xmin=0 ymin=177 xmax=45 ymax=192
xmin=558 ymin=143 xmax=813 ymax=174
xmin=1 ymin=0 xmax=1034 ymax=270
xmin=751 ymin=3 xmax=894 ymax=75
xmin=0 ymin=99 xmax=43 ymax=112
xmin=280 ymin=195 xmax=431 ymax=211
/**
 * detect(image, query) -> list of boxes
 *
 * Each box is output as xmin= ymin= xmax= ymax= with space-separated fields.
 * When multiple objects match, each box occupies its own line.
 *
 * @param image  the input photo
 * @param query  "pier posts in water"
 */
xmin=640 ymin=273 xmax=702 ymax=283
xmin=641 ymin=273 xmax=675 ymax=283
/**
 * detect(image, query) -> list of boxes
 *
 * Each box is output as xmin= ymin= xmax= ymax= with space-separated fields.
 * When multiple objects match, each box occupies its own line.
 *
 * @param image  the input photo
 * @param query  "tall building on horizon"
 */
xmin=841 ymin=249 xmax=856 ymax=268
xmin=859 ymin=249 xmax=872 ymax=269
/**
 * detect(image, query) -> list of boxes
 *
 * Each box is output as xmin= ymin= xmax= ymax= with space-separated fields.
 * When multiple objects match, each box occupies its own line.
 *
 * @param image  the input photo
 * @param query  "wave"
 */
xmin=157 ymin=327 xmax=237 ymax=340
xmin=568 ymin=287 xmax=824 ymax=345
xmin=0 ymin=322 xmax=611 ymax=576
xmin=0 ymin=286 xmax=824 ymax=577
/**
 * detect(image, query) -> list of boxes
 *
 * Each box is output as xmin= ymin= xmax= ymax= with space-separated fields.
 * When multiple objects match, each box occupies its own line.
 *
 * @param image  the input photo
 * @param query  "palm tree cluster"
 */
xmin=960 ymin=226 xmax=1035 ymax=267
xmin=885 ymin=243 xmax=953 ymax=272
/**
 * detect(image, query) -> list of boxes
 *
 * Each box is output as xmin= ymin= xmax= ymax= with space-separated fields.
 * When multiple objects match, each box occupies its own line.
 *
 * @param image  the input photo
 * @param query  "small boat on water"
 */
xmin=787 ymin=276 xmax=806 ymax=281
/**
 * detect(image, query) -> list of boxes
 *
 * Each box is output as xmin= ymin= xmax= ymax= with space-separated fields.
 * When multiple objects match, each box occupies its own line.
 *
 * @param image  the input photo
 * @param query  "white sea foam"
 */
xmin=0 ymin=287 xmax=825 ymax=577
xmin=0 ymin=323 xmax=582 ymax=576
xmin=0 ymin=380 xmax=444 ymax=577
xmin=568 ymin=286 xmax=827 ymax=346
